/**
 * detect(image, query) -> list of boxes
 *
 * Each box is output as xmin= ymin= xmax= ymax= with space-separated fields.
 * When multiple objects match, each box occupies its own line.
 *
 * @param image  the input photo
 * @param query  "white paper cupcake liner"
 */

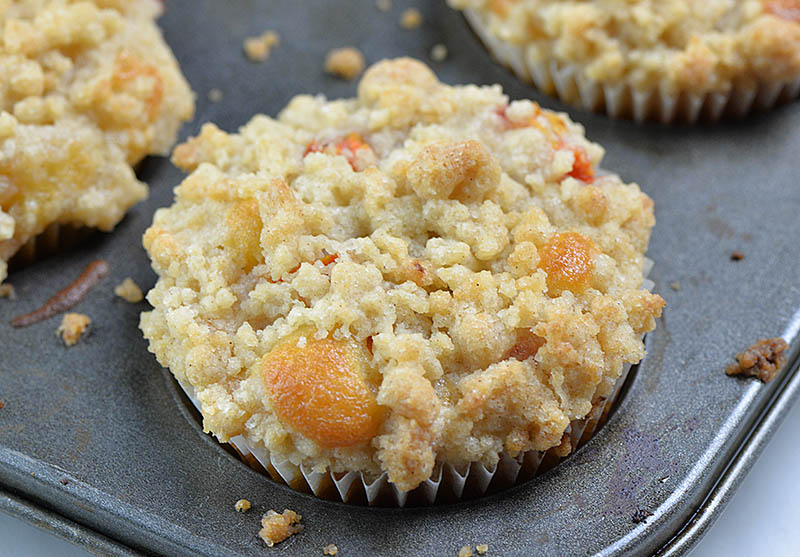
xmin=463 ymin=9 xmax=800 ymax=124
xmin=7 ymin=223 xmax=92 ymax=271
xmin=177 ymin=258 xmax=655 ymax=507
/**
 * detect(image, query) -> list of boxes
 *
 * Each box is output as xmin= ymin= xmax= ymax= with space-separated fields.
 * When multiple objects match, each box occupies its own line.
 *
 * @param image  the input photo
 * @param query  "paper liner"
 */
xmin=8 ymin=223 xmax=92 ymax=271
xmin=176 ymin=258 xmax=655 ymax=507
xmin=463 ymin=9 xmax=800 ymax=124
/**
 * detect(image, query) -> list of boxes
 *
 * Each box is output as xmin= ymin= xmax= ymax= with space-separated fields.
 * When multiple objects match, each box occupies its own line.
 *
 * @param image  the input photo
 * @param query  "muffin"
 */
xmin=141 ymin=58 xmax=664 ymax=505
xmin=448 ymin=0 xmax=800 ymax=122
xmin=0 ymin=0 xmax=195 ymax=284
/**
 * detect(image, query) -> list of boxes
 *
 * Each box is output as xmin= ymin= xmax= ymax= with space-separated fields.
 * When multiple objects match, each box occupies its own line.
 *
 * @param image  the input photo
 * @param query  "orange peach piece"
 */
xmin=539 ymin=232 xmax=596 ymax=294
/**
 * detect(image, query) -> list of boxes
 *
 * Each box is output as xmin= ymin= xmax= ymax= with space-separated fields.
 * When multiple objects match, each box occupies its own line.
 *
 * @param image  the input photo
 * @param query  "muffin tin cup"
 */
xmin=6 ymin=223 xmax=93 ymax=274
xmin=176 ymin=262 xmax=654 ymax=507
xmin=463 ymin=9 xmax=800 ymax=124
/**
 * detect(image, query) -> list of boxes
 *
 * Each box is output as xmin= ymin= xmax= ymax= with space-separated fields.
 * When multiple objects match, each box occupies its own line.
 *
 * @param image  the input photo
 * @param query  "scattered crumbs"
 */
xmin=0 ymin=283 xmax=15 ymax=299
xmin=56 ymin=313 xmax=91 ymax=347
xmin=730 ymin=250 xmax=744 ymax=261
xmin=259 ymin=509 xmax=303 ymax=547
xmin=0 ymin=400 xmax=4 ymax=410
xmin=669 ymin=281 xmax=680 ymax=292
xmin=323 ymin=544 xmax=339 ymax=555
xmin=324 ymin=47 xmax=365 ymax=80
xmin=726 ymin=337 xmax=788 ymax=383
xmin=430 ymin=43 xmax=448 ymax=62
xmin=208 ymin=88 xmax=224 ymax=103
xmin=243 ymin=30 xmax=280 ymax=62
xmin=375 ymin=0 xmax=391 ymax=12
xmin=235 ymin=498 xmax=252 ymax=512
xmin=476 ymin=544 xmax=489 ymax=555
xmin=400 ymin=8 xmax=423 ymax=29
xmin=458 ymin=546 xmax=473 ymax=557
xmin=632 ymin=509 xmax=653 ymax=524
xmin=114 ymin=277 xmax=143 ymax=303
xmin=59 ymin=478 xmax=69 ymax=486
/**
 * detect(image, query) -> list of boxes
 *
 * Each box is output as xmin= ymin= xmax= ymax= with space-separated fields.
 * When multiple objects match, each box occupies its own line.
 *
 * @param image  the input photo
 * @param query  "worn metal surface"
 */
xmin=1 ymin=1 xmax=799 ymax=555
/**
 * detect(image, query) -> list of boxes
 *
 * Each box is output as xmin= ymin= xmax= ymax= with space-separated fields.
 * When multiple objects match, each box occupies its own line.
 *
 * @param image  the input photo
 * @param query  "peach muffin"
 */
xmin=448 ymin=0 xmax=800 ymax=122
xmin=0 ymin=0 xmax=194 ymax=284
xmin=141 ymin=58 xmax=663 ymax=499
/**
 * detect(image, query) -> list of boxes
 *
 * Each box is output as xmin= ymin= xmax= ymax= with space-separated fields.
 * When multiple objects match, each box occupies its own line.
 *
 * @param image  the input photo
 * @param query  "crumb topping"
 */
xmin=0 ymin=0 xmax=194 ymax=285
xmin=476 ymin=544 xmax=489 ymax=554
xmin=57 ymin=312 xmax=90 ymax=346
xmin=726 ymin=337 xmax=789 ymax=383
xmin=258 ymin=509 xmax=302 ymax=547
xmin=243 ymin=30 xmax=280 ymax=63
xmin=325 ymin=47 xmax=366 ymax=81
xmin=234 ymin=498 xmax=251 ymax=512
xmin=141 ymin=58 xmax=663 ymax=492
xmin=114 ymin=277 xmax=144 ymax=303
xmin=400 ymin=8 xmax=423 ymax=29
xmin=459 ymin=546 xmax=473 ymax=557
xmin=324 ymin=544 xmax=339 ymax=555
xmin=448 ymin=0 xmax=800 ymax=95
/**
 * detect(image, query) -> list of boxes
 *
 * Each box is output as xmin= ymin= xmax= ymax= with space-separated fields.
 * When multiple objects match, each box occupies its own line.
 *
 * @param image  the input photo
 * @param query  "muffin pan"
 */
xmin=1 ymin=1 xmax=799 ymax=555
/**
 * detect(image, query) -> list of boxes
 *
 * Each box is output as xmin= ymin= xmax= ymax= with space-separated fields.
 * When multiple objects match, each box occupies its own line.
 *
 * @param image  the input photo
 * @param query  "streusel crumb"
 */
xmin=459 ymin=546 xmax=473 ymax=557
xmin=235 ymin=498 xmax=251 ymax=512
xmin=376 ymin=0 xmax=392 ymax=12
xmin=0 ymin=284 xmax=15 ymax=299
xmin=208 ymin=89 xmax=224 ymax=103
xmin=430 ymin=43 xmax=449 ymax=62
xmin=324 ymin=544 xmax=339 ymax=555
xmin=325 ymin=47 xmax=366 ymax=80
xmin=401 ymin=8 xmax=423 ymax=28
xmin=726 ymin=338 xmax=788 ymax=383
xmin=57 ymin=313 xmax=90 ymax=347
xmin=258 ymin=509 xmax=303 ymax=547
xmin=114 ymin=278 xmax=144 ymax=303
xmin=243 ymin=31 xmax=280 ymax=62
xmin=476 ymin=544 xmax=489 ymax=554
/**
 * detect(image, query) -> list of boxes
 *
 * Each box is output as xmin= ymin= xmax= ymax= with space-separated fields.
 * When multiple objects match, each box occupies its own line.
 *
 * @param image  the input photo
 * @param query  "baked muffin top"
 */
xmin=0 ymin=0 xmax=194 ymax=282
xmin=449 ymin=0 xmax=800 ymax=95
xmin=141 ymin=58 xmax=663 ymax=492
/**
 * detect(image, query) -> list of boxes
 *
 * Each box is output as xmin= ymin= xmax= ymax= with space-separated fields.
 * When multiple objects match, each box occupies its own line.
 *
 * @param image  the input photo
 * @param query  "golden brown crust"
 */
xmin=141 ymin=58 xmax=663 ymax=492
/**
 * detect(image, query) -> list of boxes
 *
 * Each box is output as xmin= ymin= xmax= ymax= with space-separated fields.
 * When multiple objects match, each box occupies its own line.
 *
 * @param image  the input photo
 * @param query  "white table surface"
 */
xmin=2 ymin=399 xmax=799 ymax=556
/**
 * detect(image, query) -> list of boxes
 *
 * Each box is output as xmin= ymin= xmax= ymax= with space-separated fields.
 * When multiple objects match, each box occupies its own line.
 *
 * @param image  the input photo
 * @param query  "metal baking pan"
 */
xmin=2 ymin=1 xmax=799 ymax=555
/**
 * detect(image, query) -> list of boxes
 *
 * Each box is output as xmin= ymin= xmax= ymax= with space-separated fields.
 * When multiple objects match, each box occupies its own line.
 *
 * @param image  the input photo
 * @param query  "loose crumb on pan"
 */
xmin=375 ymin=0 xmax=391 ymax=12
xmin=57 ymin=313 xmax=91 ymax=347
xmin=235 ymin=498 xmax=252 ymax=512
xmin=430 ymin=43 xmax=448 ymax=62
xmin=670 ymin=281 xmax=680 ymax=292
xmin=0 ymin=400 xmax=5 ymax=410
xmin=208 ymin=88 xmax=224 ymax=103
xmin=324 ymin=47 xmax=365 ymax=80
xmin=730 ymin=250 xmax=744 ymax=261
xmin=243 ymin=31 xmax=280 ymax=62
xmin=400 ymin=8 xmax=423 ymax=28
xmin=476 ymin=544 xmax=489 ymax=554
xmin=114 ymin=278 xmax=144 ymax=303
xmin=726 ymin=338 xmax=789 ymax=383
xmin=323 ymin=544 xmax=339 ymax=555
xmin=0 ymin=284 xmax=15 ymax=299
xmin=258 ymin=509 xmax=303 ymax=547
xmin=458 ymin=546 xmax=473 ymax=557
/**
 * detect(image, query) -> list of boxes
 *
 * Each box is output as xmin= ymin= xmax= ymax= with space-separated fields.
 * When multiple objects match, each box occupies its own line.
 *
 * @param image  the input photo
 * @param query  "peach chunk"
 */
xmin=765 ymin=0 xmax=800 ymax=21
xmin=262 ymin=332 xmax=383 ymax=448
xmin=539 ymin=232 xmax=596 ymax=294
xmin=505 ymin=329 xmax=545 ymax=361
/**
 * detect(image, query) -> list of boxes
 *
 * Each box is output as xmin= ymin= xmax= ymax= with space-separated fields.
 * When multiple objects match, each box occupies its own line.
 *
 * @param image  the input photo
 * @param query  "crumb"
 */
xmin=56 ymin=313 xmax=91 ymax=347
xmin=670 ymin=281 xmax=680 ymax=291
xmin=476 ymin=544 xmax=489 ymax=555
xmin=551 ymin=432 xmax=572 ymax=457
xmin=114 ymin=278 xmax=144 ymax=303
xmin=400 ymin=8 xmax=423 ymax=29
xmin=375 ymin=0 xmax=391 ymax=12
xmin=0 ymin=400 xmax=4 ymax=410
xmin=324 ymin=47 xmax=365 ymax=80
xmin=726 ymin=337 xmax=788 ymax=383
xmin=458 ymin=546 xmax=473 ymax=557
xmin=730 ymin=250 xmax=744 ymax=261
xmin=243 ymin=31 xmax=280 ymax=62
xmin=258 ymin=509 xmax=303 ymax=547
xmin=208 ymin=88 xmax=224 ymax=103
xmin=632 ymin=509 xmax=653 ymax=524
xmin=430 ymin=43 xmax=448 ymax=62
xmin=59 ymin=478 xmax=69 ymax=485
xmin=0 ymin=284 xmax=15 ymax=299
xmin=324 ymin=544 xmax=339 ymax=555
xmin=235 ymin=499 xmax=252 ymax=512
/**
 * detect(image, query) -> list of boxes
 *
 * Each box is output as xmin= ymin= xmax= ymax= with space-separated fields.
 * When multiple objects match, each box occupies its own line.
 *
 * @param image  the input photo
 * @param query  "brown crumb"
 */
xmin=323 ymin=544 xmax=339 ymax=555
xmin=235 ymin=499 xmax=251 ymax=512
xmin=375 ymin=0 xmax=391 ymax=11
xmin=430 ymin=43 xmax=448 ymax=62
xmin=0 ymin=283 xmax=16 ymax=299
xmin=458 ymin=546 xmax=473 ymax=557
xmin=324 ymin=47 xmax=365 ymax=80
xmin=476 ymin=544 xmax=488 ymax=555
xmin=243 ymin=30 xmax=280 ymax=62
xmin=400 ymin=8 xmax=423 ymax=29
xmin=208 ymin=88 xmax=224 ymax=103
xmin=114 ymin=278 xmax=143 ymax=303
xmin=259 ymin=509 xmax=303 ymax=547
xmin=56 ymin=313 xmax=91 ymax=347
xmin=670 ymin=281 xmax=680 ymax=291
xmin=730 ymin=250 xmax=744 ymax=261
xmin=726 ymin=338 xmax=788 ymax=383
